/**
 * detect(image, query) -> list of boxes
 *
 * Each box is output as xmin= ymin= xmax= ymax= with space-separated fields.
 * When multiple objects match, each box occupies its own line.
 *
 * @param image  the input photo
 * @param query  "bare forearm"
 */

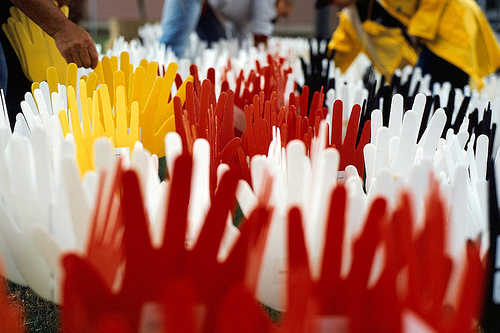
xmin=10 ymin=0 xmax=68 ymax=37
xmin=10 ymin=0 xmax=99 ymax=68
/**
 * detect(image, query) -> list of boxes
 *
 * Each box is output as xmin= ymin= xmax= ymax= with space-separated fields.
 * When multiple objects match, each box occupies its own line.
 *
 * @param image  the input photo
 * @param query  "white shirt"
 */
xmin=208 ymin=0 xmax=277 ymax=40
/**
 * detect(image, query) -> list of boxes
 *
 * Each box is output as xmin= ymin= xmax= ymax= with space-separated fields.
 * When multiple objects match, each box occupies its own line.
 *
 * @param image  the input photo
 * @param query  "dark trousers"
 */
xmin=416 ymin=45 xmax=469 ymax=90
xmin=1 ymin=0 xmax=32 ymax=129
xmin=196 ymin=5 xmax=226 ymax=45
xmin=0 ymin=40 xmax=7 ymax=98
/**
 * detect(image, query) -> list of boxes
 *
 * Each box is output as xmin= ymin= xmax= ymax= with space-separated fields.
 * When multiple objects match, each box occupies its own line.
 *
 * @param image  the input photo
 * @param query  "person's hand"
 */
xmin=52 ymin=19 xmax=98 ymax=68
xmin=276 ymin=0 xmax=293 ymax=19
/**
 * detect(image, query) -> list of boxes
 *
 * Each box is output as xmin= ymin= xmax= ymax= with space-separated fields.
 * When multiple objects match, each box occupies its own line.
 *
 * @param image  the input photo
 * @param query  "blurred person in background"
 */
xmin=160 ymin=0 xmax=293 ymax=58
xmin=325 ymin=0 xmax=500 ymax=90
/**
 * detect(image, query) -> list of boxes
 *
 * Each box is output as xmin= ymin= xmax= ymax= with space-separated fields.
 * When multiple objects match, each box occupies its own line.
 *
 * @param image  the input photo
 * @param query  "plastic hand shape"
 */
xmin=279 ymin=179 xmax=485 ymax=333
xmin=364 ymin=93 xmax=446 ymax=191
xmin=330 ymin=99 xmax=371 ymax=175
xmin=62 ymin=154 xmax=273 ymax=332
xmin=296 ymin=39 xmax=335 ymax=115
xmin=30 ymin=62 xmax=87 ymax=109
xmin=139 ymin=62 xmax=193 ymax=157
xmin=58 ymin=80 xmax=139 ymax=175
xmin=428 ymin=85 xmax=493 ymax=157
xmin=165 ymin=135 xmax=232 ymax=246
xmin=237 ymin=89 xmax=369 ymax=179
xmin=59 ymin=81 xmax=100 ymax=174
xmin=216 ymin=285 xmax=275 ymax=333
xmin=482 ymin=159 xmax=500 ymax=331
xmin=382 ymin=188 xmax=484 ymax=333
xmin=282 ymin=186 xmax=388 ymax=332
xmin=53 ymin=54 xmax=194 ymax=162
xmin=240 ymin=90 xmax=316 ymax=158
xmin=242 ymin=92 xmax=272 ymax=158
xmin=28 ymin=135 xmax=162 ymax=305
xmin=82 ymin=157 xmax=125 ymax=289
xmin=0 ymin=260 xmax=23 ymax=333
xmin=96 ymin=58 xmax=191 ymax=157
xmin=404 ymin=181 xmax=484 ymax=332
xmin=232 ymin=54 xmax=291 ymax=111
xmin=1 ymin=5 xmax=68 ymax=82
xmin=32 ymin=150 xmax=124 ymax=295
xmin=0 ymin=90 xmax=11 ymax=149
xmin=20 ymin=82 xmax=67 ymax=159
xmin=0 ymin=128 xmax=59 ymax=301
xmin=251 ymin=135 xmax=340 ymax=310
xmin=173 ymin=78 xmax=241 ymax=195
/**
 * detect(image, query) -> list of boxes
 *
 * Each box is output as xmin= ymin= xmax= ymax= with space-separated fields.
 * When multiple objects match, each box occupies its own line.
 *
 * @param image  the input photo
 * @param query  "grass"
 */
xmin=2 ymin=277 xmax=284 ymax=332
xmin=2 ymin=278 xmax=61 ymax=332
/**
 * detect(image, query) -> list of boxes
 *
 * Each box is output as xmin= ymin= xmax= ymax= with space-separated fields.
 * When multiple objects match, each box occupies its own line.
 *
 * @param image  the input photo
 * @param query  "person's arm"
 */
xmin=328 ymin=10 xmax=362 ymax=73
xmin=10 ymin=0 xmax=98 ymax=68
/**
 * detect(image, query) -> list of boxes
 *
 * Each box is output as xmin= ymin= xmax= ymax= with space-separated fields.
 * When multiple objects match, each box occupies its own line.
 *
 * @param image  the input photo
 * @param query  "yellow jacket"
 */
xmin=330 ymin=0 xmax=500 ymax=88
xmin=329 ymin=9 xmax=418 ymax=78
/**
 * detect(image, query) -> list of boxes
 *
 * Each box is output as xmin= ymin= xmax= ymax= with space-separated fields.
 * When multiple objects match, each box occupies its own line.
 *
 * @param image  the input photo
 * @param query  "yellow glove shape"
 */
xmin=59 ymin=79 xmax=139 ymax=176
xmin=138 ymin=62 xmax=193 ymax=157
xmin=2 ymin=5 xmax=68 ymax=82
xmin=57 ymin=52 xmax=193 ymax=174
